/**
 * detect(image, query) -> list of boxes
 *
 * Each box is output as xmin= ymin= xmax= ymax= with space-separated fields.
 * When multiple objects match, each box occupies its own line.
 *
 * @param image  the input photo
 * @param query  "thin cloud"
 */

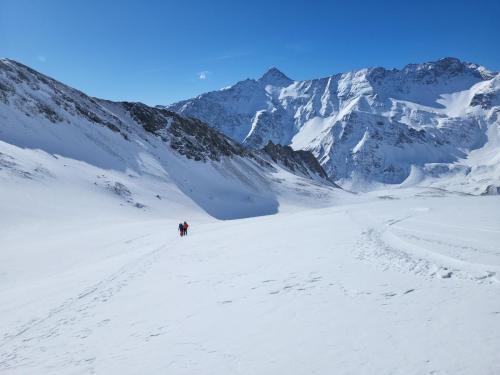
xmin=198 ymin=70 xmax=210 ymax=80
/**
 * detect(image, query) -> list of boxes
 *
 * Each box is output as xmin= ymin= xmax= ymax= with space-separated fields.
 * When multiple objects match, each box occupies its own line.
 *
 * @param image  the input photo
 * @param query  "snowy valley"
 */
xmin=1 ymin=58 xmax=499 ymax=375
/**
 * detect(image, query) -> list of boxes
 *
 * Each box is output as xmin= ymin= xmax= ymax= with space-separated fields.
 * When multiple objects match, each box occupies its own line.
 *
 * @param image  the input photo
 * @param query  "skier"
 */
xmin=183 ymin=221 xmax=189 ymax=236
xmin=178 ymin=222 xmax=184 ymax=237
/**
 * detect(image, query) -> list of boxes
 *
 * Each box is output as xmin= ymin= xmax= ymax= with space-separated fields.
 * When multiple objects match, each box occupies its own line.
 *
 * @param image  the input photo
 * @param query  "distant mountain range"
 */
xmin=166 ymin=57 xmax=500 ymax=193
xmin=1 ymin=57 xmax=499 ymax=197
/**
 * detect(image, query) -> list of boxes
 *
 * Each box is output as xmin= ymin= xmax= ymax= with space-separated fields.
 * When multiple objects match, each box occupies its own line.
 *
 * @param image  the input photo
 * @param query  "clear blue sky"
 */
xmin=1 ymin=0 xmax=499 ymax=105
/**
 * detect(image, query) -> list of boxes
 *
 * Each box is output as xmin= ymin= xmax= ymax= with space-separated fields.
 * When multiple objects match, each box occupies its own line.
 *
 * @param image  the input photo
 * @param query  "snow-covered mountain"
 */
xmin=2 ymin=59 xmax=500 ymax=375
xmin=166 ymin=58 xmax=500 ymax=193
xmin=0 ymin=59 xmax=338 ymax=220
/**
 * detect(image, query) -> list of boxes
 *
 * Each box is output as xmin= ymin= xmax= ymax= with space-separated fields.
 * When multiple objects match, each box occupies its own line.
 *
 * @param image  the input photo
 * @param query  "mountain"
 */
xmin=166 ymin=58 xmax=500 ymax=194
xmin=0 ymin=58 xmax=339 ymax=220
xmin=2 ymin=59 xmax=500 ymax=375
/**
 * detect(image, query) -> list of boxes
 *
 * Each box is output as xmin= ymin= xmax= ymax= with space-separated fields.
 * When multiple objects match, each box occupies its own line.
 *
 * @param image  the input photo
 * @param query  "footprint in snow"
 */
xmin=383 ymin=292 xmax=397 ymax=298
xmin=440 ymin=271 xmax=453 ymax=279
xmin=308 ymin=276 xmax=322 ymax=283
xmin=97 ymin=319 xmax=111 ymax=327
xmin=475 ymin=271 xmax=496 ymax=281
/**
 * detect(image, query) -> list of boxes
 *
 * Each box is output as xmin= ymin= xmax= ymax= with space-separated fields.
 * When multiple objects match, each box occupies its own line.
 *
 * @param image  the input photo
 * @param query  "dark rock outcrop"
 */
xmin=262 ymin=141 xmax=330 ymax=180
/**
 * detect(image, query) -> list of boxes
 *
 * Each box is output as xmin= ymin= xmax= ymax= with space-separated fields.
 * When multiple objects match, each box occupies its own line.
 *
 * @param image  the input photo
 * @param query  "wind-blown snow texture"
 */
xmin=167 ymin=58 xmax=500 ymax=193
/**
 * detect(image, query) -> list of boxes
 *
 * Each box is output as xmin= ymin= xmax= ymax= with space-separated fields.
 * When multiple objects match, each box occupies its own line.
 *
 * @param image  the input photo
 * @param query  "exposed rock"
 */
xmin=261 ymin=141 xmax=330 ymax=180
xmin=167 ymin=114 xmax=247 ymax=162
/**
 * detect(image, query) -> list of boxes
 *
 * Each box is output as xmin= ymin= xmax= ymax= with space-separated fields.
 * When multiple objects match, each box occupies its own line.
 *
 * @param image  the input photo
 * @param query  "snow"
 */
xmin=1 ymin=175 xmax=500 ymax=374
xmin=290 ymin=116 xmax=334 ymax=150
xmin=352 ymin=129 xmax=369 ymax=154
xmin=437 ymin=89 xmax=474 ymax=118
xmin=0 ymin=58 xmax=339 ymax=220
xmin=1 ymin=57 xmax=500 ymax=374
xmin=167 ymin=58 xmax=500 ymax=189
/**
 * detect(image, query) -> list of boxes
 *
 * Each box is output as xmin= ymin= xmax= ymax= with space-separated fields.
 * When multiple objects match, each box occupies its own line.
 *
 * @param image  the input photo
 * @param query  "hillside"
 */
xmin=0 ymin=58 xmax=339 ymax=220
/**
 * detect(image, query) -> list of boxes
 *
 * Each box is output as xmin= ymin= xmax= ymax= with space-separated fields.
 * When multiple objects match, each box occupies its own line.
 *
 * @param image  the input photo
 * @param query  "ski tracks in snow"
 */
xmin=0 ymin=241 xmax=170 ymax=371
xmin=352 ymin=210 xmax=500 ymax=284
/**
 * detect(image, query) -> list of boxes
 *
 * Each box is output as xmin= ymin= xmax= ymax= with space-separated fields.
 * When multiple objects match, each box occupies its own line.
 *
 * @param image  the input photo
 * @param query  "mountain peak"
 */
xmin=401 ymin=56 xmax=493 ymax=79
xmin=258 ymin=67 xmax=293 ymax=86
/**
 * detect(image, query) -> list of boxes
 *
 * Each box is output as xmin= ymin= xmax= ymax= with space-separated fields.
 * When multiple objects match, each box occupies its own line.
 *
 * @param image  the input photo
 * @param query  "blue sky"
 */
xmin=1 ymin=0 xmax=499 ymax=105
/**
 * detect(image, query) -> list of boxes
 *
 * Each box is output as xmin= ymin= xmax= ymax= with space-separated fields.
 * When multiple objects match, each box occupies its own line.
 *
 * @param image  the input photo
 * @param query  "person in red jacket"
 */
xmin=183 ymin=221 xmax=189 ymax=236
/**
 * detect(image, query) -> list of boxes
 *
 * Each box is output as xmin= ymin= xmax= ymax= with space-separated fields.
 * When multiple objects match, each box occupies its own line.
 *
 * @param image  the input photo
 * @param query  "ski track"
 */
xmin=353 ymin=211 xmax=499 ymax=284
xmin=0 ymin=241 xmax=169 ymax=371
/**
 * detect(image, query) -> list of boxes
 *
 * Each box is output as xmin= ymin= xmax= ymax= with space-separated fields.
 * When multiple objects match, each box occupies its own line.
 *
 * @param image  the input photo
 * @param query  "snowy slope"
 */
xmin=1 ymin=187 xmax=499 ymax=374
xmin=0 ymin=58 xmax=339 ymax=220
xmin=167 ymin=58 xmax=500 ymax=192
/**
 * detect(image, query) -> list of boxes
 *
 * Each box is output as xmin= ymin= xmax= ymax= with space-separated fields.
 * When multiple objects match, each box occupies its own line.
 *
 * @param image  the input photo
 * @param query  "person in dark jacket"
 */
xmin=178 ymin=222 xmax=184 ymax=237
